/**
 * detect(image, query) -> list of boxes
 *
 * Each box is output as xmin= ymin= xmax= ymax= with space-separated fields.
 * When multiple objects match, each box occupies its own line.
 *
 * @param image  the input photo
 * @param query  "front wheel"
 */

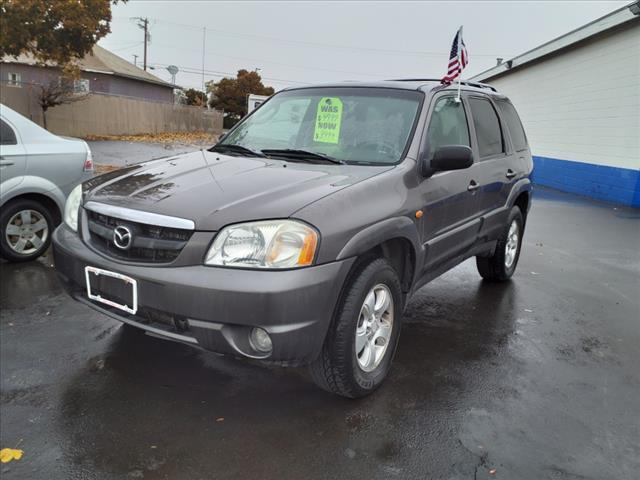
xmin=0 ymin=199 xmax=55 ymax=262
xmin=309 ymin=258 xmax=403 ymax=398
xmin=476 ymin=206 xmax=524 ymax=282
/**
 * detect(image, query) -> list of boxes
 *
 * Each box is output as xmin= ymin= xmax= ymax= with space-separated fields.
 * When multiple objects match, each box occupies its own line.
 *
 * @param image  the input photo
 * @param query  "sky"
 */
xmin=99 ymin=0 xmax=631 ymax=91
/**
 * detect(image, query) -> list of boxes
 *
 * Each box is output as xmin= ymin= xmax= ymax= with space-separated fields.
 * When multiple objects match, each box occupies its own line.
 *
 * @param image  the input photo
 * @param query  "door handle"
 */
xmin=467 ymin=180 xmax=480 ymax=191
xmin=505 ymin=169 xmax=517 ymax=179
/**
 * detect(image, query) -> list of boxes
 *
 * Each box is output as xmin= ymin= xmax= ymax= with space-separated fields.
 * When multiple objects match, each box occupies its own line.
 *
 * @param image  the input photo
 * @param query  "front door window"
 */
xmin=424 ymin=96 xmax=470 ymax=160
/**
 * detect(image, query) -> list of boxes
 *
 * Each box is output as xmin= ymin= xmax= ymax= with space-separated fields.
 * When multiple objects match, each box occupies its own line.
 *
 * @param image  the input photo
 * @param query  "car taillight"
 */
xmin=84 ymin=150 xmax=94 ymax=172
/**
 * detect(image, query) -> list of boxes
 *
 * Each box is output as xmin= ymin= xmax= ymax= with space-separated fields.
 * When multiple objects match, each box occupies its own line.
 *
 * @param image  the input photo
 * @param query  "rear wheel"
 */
xmin=0 ymin=199 xmax=54 ymax=262
xmin=309 ymin=258 xmax=403 ymax=398
xmin=476 ymin=206 xmax=524 ymax=282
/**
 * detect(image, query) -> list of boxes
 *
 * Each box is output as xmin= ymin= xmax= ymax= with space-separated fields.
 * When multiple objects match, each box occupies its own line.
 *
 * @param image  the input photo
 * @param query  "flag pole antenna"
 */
xmin=441 ymin=25 xmax=468 ymax=102
xmin=456 ymin=26 xmax=464 ymax=102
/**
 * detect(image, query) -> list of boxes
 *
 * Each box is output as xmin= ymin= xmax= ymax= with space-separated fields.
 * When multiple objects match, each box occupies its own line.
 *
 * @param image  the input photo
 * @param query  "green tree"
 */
xmin=207 ymin=69 xmax=274 ymax=127
xmin=184 ymin=88 xmax=207 ymax=107
xmin=0 ymin=0 xmax=125 ymax=65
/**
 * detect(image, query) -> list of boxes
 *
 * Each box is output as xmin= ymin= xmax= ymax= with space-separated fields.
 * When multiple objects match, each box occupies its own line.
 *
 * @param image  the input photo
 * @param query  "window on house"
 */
xmin=74 ymin=79 xmax=90 ymax=93
xmin=468 ymin=97 xmax=505 ymax=158
xmin=7 ymin=73 xmax=21 ymax=87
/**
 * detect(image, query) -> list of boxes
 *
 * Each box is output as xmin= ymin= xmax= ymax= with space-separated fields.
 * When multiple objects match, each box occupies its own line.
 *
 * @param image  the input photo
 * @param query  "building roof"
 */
xmin=1 ymin=44 xmax=173 ymax=88
xmin=471 ymin=1 xmax=640 ymax=82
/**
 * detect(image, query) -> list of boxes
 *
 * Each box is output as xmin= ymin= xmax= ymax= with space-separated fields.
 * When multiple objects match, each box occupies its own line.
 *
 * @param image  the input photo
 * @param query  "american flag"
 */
xmin=441 ymin=26 xmax=468 ymax=84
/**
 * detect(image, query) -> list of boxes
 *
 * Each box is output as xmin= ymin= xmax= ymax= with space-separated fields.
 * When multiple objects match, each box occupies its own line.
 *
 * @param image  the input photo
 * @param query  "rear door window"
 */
xmin=0 ymin=119 xmax=17 ymax=145
xmin=496 ymin=100 xmax=528 ymax=151
xmin=468 ymin=97 xmax=504 ymax=158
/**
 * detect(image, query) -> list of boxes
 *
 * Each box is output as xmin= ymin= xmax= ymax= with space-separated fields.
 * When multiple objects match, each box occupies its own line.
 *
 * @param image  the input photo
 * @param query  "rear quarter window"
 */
xmin=0 ymin=118 xmax=17 ymax=145
xmin=497 ymin=100 xmax=528 ymax=152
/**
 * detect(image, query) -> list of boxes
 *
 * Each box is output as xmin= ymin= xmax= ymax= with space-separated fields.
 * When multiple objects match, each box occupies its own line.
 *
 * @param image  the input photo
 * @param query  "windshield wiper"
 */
xmin=261 ymin=149 xmax=345 ymax=165
xmin=210 ymin=144 xmax=265 ymax=157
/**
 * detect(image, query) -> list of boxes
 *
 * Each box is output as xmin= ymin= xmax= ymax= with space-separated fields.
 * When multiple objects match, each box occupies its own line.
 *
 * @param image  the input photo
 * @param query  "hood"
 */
xmin=83 ymin=150 xmax=392 ymax=231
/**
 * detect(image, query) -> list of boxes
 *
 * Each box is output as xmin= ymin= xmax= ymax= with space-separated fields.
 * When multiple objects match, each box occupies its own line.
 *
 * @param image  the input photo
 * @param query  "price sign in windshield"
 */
xmin=314 ymin=97 xmax=343 ymax=144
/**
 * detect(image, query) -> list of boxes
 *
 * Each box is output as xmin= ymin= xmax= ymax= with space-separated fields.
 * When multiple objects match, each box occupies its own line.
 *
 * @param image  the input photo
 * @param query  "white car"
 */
xmin=0 ymin=104 xmax=94 ymax=261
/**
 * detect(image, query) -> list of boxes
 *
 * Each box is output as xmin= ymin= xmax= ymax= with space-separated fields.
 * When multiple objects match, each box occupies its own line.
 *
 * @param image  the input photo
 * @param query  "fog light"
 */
xmin=249 ymin=327 xmax=272 ymax=353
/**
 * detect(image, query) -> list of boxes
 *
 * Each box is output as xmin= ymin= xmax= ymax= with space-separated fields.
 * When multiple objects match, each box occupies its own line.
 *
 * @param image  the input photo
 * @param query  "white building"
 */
xmin=471 ymin=2 xmax=640 ymax=207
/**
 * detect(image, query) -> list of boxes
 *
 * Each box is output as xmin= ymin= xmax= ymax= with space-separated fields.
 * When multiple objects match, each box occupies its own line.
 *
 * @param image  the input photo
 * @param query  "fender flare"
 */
xmin=336 ymin=216 xmax=424 ymax=264
xmin=506 ymin=178 xmax=532 ymax=212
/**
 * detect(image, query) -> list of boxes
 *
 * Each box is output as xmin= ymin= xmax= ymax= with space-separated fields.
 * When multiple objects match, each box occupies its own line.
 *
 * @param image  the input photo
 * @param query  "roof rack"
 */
xmin=458 ymin=81 xmax=498 ymax=92
xmin=387 ymin=78 xmax=498 ymax=92
xmin=387 ymin=78 xmax=442 ymax=83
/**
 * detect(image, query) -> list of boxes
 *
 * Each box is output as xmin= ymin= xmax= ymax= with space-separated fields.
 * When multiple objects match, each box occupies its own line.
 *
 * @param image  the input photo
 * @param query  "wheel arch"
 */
xmin=514 ymin=191 xmax=530 ymax=216
xmin=507 ymin=179 xmax=532 ymax=218
xmin=336 ymin=216 xmax=423 ymax=295
xmin=1 ymin=192 xmax=62 ymax=225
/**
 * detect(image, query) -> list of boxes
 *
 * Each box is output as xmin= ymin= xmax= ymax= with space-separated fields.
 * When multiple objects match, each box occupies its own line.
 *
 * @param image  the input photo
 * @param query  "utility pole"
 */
xmin=143 ymin=18 xmax=148 ymax=71
xmin=132 ymin=17 xmax=149 ymax=71
xmin=201 ymin=26 xmax=206 ymax=93
xmin=132 ymin=54 xmax=138 ymax=67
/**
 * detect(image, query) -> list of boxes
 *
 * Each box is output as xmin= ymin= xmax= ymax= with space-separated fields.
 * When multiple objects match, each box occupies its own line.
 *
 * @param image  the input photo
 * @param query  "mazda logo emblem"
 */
xmin=113 ymin=225 xmax=132 ymax=250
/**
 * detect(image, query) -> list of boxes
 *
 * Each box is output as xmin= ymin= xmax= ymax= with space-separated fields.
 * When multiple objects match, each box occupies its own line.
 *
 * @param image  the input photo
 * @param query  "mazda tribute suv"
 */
xmin=53 ymin=80 xmax=532 ymax=398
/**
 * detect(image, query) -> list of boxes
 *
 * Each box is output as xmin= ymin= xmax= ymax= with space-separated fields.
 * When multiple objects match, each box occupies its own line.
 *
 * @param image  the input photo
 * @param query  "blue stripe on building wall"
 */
xmin=532 ymin=156 xmax=640 ymax=207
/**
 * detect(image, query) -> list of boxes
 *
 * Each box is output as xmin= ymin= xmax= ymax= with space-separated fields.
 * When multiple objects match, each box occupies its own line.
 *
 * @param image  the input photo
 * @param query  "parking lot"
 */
xmin=1 ymin=186 xmax=639 ymax=480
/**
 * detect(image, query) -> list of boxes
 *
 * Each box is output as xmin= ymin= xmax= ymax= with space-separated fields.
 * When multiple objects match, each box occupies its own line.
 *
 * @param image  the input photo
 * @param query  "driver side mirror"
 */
xmin=420 ymin=145 xmax=474 ymax=176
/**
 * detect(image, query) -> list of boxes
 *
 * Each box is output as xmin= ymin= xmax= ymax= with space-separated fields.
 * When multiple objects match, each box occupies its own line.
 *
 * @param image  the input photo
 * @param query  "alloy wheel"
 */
xmin=504 ymin=220 xmax=519 ymax=268
xmin=5 ymin=209 xmax=49 ymax=255
xmin=355 ymin=283 xmax=394 ymax=372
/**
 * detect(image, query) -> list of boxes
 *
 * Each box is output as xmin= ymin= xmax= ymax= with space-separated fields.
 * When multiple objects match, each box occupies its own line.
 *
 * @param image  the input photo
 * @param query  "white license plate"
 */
xmin=85 ymin=266 xmax=138 ymax=315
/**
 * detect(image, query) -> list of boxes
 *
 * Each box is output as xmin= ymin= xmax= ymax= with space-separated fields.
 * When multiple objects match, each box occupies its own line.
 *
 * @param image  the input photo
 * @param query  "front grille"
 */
xmin=86 ymin=210 xmax=193 ymax=263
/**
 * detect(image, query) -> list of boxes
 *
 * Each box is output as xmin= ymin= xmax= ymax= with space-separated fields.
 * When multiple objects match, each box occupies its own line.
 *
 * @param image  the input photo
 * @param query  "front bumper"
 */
xmin=53 ymin=224 xmax=354 ymax=365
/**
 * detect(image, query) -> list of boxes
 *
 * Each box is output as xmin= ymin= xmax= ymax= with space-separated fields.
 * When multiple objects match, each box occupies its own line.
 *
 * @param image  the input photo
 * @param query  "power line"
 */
xmin=108 ymin=41 xmax=144 ymax=53
xmin=113 ymin=16 xmax=514 ymax=58
xmin=150 ymin=41 xmax=389 ymax=79
xmin=111 ymin=15 xmax=513 ymax=87
xmin=149 ymin=62 xmax=312 ymax=86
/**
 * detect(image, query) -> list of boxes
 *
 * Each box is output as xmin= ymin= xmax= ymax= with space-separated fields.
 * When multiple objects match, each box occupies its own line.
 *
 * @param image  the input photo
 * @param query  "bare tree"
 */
xmin=37 ymin=78 xmax=89 ymax=129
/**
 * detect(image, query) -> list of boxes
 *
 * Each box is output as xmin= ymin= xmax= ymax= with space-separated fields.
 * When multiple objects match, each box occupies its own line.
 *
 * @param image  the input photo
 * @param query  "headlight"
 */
xmin=64 ymin=184 xmax=82 ymax=231
xmin=205 ymin=220 xmax=318 ymax=269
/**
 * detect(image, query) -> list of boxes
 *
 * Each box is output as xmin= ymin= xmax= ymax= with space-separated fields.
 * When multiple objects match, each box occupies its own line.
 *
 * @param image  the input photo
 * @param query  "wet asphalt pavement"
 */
xmin=1 ymin=188 xmax=639 ymax=480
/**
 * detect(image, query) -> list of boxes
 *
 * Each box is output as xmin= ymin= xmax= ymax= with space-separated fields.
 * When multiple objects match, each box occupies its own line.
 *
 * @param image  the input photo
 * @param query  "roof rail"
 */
xmin=387 ymin=78 xmax=442 ymax=82
xmin=459 ymin=81 xmax=498 ymax=92
xmin=388 ymin=78 xmax=498 ymax=92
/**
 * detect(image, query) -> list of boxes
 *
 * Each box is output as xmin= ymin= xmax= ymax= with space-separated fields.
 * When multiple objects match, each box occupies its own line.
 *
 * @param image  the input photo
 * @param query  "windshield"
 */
xmin=220 ymin=87 xmax=423 ymax=165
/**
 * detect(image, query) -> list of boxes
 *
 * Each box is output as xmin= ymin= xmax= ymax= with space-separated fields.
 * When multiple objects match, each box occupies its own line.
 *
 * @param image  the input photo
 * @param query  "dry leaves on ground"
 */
xmin=95 ymin=164 xmax=122 ymax=175
xmin=84 ymin=131 xmax=218 ymax=145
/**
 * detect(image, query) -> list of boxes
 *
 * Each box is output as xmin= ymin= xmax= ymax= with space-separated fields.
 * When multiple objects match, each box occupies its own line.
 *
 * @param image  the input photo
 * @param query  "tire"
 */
xmin=309 ymin=257 xmax=403 ymax=398
xmin=121 ymin=323 xmax=144 ymax=336
xmin=0 ymin=199 xmax=55 ymax=262
xmin=476 ymin=206 xmax=524 ymax=282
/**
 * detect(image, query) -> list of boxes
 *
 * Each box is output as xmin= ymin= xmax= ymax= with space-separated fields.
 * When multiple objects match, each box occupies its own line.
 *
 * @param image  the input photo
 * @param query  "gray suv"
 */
xmin=53 ymin=80 xmax=532 ymax=398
